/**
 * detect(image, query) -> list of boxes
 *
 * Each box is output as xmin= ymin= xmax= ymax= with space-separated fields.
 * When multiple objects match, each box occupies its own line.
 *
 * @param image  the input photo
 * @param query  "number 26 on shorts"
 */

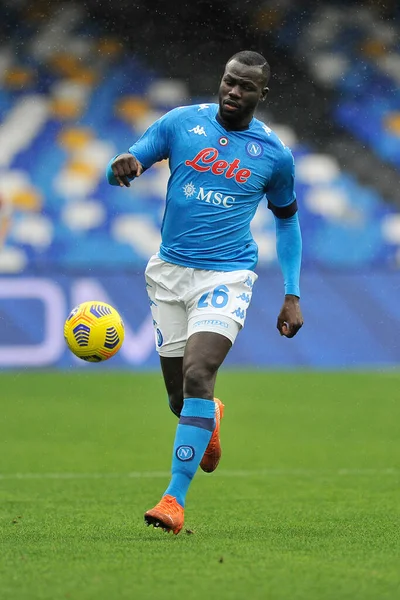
xmin=197 ymin=285 xmax=229 ymax=309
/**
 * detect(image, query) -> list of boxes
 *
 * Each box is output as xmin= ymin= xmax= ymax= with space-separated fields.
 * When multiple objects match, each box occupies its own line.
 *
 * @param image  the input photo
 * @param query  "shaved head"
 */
xmin=226 ymin=51 xmax=270 ymax=86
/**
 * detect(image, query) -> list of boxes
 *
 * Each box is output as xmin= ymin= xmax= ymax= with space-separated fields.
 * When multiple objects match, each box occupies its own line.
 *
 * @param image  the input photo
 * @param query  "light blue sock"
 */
xmin=164 ymin=398 xmax=215 ymax=507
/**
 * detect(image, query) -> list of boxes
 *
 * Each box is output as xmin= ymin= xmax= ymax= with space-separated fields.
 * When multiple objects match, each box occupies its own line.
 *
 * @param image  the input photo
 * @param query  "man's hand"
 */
xmin=111 ymin=153 xmax=143 ymax=187
xmin=277 ymin=295 xmax=303 ymax=338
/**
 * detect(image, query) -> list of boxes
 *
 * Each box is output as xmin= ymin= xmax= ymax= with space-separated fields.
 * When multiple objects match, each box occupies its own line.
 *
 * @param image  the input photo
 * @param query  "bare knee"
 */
xmin=182 ymin=332 xmax=231 ymax=399
xmin=183 ymin=361 xmax=218 ymax=399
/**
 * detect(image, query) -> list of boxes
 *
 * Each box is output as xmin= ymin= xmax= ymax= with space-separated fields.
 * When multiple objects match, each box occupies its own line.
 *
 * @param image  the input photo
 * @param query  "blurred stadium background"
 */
xmin=1 ymin=0 xmax=400 ymax=369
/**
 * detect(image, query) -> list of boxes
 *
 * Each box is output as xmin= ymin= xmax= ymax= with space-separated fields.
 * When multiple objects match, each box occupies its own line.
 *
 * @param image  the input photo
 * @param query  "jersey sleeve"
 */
xmin=265 ymin=146 xmax=297 ymax=218
xmin=129 ymin=109 xmax=177 ymax=169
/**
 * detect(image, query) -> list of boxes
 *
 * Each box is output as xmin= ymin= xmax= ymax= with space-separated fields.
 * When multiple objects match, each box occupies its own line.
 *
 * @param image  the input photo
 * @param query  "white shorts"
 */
xmin=144 ymin=255 xmax=258 ymax=357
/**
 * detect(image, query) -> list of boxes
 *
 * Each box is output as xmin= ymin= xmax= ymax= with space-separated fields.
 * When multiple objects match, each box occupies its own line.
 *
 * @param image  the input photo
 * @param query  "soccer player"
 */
xmin=106 ymin=50 xmax=303 ymax=534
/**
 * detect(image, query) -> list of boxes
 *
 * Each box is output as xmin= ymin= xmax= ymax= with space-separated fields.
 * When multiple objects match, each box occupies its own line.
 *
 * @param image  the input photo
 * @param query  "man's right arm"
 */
xmin=107 ymin=108 xmax=177 ymax=187
xmin=106 ymin=153 xmax=143 ymax=187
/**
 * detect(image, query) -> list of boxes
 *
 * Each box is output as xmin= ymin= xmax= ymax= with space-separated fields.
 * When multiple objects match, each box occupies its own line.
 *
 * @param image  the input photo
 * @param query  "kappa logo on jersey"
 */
xmin=185 ymin=148 xmax=252 ymax=184
xmin=189 ymin=125 xmax=207 ymax=136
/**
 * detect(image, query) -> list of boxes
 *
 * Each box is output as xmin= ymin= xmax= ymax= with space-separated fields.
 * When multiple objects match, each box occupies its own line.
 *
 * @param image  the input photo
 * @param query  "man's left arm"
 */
xmin=266 ymin=146 xmax=303 ymax=338
xmin=274 ymin=212 xmax=303 ymax=338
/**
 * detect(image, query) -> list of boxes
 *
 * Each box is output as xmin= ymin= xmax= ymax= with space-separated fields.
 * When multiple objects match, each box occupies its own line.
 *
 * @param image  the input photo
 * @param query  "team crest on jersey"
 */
xmin=246 ymin=141 xmax=263 ymax=158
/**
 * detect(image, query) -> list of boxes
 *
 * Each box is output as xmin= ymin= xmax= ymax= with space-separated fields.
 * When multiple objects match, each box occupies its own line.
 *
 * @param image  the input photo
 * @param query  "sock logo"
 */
xmin=176 ymin=445 xmax=195 ymax=461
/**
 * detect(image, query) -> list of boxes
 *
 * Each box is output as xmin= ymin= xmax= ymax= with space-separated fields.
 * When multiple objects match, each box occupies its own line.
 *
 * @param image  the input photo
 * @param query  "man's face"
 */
xmin=218 ymin=60 xmax=268 ymax=127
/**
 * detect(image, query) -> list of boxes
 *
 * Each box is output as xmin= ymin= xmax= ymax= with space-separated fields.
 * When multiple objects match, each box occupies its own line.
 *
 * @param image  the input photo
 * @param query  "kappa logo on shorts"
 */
xmin=231 ymin=307 xmax=246 ymax=319
xmin=244 ymin=276 xmax=254 ymax=289
xmin=176 ymin=445 xmax=195 ymax=461
xmin=236 ymin=293 xmax=251 ymax=303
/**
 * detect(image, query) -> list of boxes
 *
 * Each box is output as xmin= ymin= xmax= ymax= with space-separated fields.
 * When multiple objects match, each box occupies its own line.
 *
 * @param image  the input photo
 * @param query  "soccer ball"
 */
xmin=64 ymin=301 xmax=125 ymax=362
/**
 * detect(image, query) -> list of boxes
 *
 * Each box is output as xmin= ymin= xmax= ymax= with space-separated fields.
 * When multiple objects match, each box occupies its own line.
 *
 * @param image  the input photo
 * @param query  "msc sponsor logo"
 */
xmin=185 ymin=148 xmax=251 ymax=184
xmin=194 ymin=319 xmax=229 ymax=328
xmin=183 ymin=182 xmax=196 ymax=198
xmin=197 ymin=187 xmax=235 ymax=208
xmin=182 ymin=182 xmax=235 ymax=208
xmin=176 ymin=445 xmax=195 ymax=461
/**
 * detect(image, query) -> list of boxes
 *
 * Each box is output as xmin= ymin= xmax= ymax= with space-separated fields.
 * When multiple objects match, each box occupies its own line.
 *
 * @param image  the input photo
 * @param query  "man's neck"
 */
xmin=216 ymin=112 xmax=251 ymax=131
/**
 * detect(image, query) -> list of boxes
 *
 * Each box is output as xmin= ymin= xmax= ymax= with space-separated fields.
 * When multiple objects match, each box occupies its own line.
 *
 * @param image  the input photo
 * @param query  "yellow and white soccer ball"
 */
xmin=64 ymin=301 xmax=125 ymax=362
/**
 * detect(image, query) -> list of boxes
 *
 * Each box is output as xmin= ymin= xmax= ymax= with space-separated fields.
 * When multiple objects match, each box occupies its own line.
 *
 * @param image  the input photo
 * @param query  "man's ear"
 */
xmin=260 ymin=87 xmax=269 ymax=102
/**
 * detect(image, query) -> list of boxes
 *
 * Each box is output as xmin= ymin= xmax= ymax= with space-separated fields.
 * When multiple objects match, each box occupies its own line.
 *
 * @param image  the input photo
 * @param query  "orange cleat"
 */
xmin=200 ymin=398 xmax=225 ymax=473
xmin=144 ymin=494 xmax=184 ymax=535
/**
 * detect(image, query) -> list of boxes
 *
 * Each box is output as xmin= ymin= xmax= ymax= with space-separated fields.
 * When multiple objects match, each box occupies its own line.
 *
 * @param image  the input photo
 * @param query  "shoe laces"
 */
xmin=160 ymin=495 xmax=180 ymax=511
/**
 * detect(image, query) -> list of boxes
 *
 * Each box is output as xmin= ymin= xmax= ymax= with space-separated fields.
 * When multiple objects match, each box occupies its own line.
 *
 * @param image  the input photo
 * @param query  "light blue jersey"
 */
xmin=126 ymin=104 xmax=296 ymax=272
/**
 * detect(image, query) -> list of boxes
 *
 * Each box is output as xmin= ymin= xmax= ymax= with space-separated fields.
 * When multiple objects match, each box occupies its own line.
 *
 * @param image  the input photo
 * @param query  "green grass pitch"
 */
xmin=1 ymin=370 xmax=400 ymax=600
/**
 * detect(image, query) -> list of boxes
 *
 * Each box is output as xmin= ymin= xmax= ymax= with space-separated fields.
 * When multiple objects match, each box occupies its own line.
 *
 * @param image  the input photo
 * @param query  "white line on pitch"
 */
xmin=0 ymin=468 xmax=398 ymax=480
